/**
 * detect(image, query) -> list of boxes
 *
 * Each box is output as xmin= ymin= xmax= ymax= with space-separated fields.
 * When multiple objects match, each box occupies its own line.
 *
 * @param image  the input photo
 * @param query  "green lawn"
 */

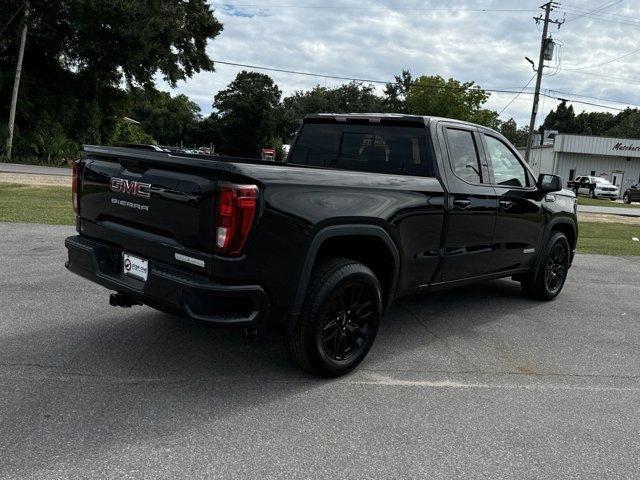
xmin=576 ymin=222 xmax=640 ymax=256
xmin=577 ymin=196 xmax=640 ymax=208
xmin=1 ymin=182 xmax=640 ymax=256
xmin=0 ymin=183 xmax=75 ymax=225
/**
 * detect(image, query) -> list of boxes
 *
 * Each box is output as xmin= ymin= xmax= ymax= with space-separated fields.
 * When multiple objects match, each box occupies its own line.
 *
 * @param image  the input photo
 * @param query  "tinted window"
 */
xmin=288 ymin=124 xmax=340 ymax=166
xmin=485 ymin=135 xmax=528 ymax=187
xmin=445 ymin=128 xmax=482 ymax=183
xmin=290 ymin=123 xmax=433 ymax=176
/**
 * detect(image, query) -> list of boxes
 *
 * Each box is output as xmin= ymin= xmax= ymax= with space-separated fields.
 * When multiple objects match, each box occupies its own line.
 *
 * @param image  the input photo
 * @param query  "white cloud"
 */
xmin=157 ymin=0 xmax=640 ymax=127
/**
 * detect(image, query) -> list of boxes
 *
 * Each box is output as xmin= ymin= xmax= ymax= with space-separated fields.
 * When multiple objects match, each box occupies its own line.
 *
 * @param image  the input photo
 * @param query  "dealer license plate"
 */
xmin=122 ymin=253 xmax=148 ymax=281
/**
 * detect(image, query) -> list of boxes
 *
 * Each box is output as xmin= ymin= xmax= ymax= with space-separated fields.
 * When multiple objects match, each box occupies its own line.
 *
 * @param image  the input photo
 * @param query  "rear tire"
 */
xmin=286 ymin=258 xmax=382 ymax=377
xmin=521 ymin=231 xmax=570 ymax=301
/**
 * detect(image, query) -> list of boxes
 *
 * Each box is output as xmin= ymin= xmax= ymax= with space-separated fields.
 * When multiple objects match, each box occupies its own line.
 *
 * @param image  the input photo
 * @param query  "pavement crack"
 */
xmin=0 ymin=361 xmax=63 ymax=369
xmin=398 ymin=303 xmax=480 ymax=372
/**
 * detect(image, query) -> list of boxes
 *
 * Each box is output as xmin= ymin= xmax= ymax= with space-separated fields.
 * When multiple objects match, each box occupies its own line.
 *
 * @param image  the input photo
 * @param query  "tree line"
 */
xmin=539 ymin=101 xmax=640 ymax=139
xmin=1 ymin=0 xmax=638 ymax=164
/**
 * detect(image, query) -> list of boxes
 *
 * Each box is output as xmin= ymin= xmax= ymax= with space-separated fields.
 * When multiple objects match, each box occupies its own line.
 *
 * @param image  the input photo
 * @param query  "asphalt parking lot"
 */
xmin=1 ymin=223 xmax=639 ymax=479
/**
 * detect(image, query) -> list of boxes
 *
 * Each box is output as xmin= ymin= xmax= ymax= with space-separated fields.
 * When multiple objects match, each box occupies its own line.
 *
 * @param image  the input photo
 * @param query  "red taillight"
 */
xmin=215 ymin=182 xmax=259 ymax=256
xmin=71 ymin=160 xmax=79 ymax=214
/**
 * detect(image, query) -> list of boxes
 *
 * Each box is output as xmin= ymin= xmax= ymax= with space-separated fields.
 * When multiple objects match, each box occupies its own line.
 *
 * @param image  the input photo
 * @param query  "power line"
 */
xmin=499 ymin=74 xmax=537 ymax=115
xmin=546 ymin=88 xmax=639 ymax=107
xmin=213 ymin=59 xmax=525 ymax=93
xmin=212 ymin=60 xmax=387 ymax=84
xmin=563 ymin=0 xmax=622 ymax=23
xmin=211 ymin=59 xmax=640 ymax=112
xmin=546 ymin=94 xmax=624 ymax=111
xmin=562 ymin=46 xmax=640 ymax=71
xmin=216 ymin=3 xmax=540 ymax=13
xmin=561 ymin=7 xmax=640 ymax=28
xmin=562 ymin=4 xmax=640 ymax=23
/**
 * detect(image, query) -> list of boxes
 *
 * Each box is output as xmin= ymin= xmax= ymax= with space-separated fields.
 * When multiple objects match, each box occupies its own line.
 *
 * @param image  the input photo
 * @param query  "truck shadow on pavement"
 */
xmin=0 ymin=277 xmax=572 ymax=476
xmin=6 ymin=277 xmax=539 ymax=384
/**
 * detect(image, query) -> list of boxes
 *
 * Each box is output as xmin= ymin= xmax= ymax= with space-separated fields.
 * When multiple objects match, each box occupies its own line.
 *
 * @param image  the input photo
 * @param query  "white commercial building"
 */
xmin=517 ymin=133 xmax=640 ymax=197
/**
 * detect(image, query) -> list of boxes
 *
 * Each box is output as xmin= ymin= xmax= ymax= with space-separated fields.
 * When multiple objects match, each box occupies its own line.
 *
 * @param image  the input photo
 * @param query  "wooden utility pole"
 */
xmin=6 ymin=1 xmax=29 ymax=161
xmin=524 ymin=2 xmax=563 ymax=163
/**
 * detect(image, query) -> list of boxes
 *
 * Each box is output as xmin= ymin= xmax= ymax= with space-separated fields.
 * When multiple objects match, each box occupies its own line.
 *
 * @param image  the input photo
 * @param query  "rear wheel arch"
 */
xmin=290 ymin=225 xmax=400 ymax=323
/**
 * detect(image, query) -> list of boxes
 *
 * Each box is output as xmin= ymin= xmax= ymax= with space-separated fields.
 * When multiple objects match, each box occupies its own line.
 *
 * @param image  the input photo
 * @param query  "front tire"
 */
xmin=286 ymin=258 xmax=382 ymax=377
xmin=624 ymin=193 xmax=631 ymax=204
xmin=521 ymin=231 xmax=570 ymax=301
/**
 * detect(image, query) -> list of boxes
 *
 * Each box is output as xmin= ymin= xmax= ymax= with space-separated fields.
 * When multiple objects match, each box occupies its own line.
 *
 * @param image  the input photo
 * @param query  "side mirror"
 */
xmin=537 ymin=173 xmax=562 ymax=193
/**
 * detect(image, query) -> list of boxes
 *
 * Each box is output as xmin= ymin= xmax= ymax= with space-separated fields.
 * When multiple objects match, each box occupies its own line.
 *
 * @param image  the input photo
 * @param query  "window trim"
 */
xmin=481 ymin=133 xmax=537 ymax=190
xmin=443 ymin=126 xmax=487 ymax=186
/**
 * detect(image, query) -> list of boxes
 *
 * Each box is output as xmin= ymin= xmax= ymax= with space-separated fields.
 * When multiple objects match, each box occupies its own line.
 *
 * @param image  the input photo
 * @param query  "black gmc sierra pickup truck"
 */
xmin=65 ymin=113 xmax=578 ymax=377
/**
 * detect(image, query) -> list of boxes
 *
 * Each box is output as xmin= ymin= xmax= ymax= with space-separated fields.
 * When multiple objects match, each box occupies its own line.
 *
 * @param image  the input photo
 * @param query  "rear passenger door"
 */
xmin=481 ymin=132 xmax=544 ymax=272
xmin=437 ymin=123 xmax=499 ymax=282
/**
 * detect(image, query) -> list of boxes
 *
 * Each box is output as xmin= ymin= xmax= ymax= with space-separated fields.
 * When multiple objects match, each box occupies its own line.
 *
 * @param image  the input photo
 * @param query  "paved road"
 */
xmin=578 ymin=204 xmax=640 ymax=217
xmin=1 ymin=223 xmax=639 ymax=479
xmin=0 ymin=162 xmax=71 ymax=176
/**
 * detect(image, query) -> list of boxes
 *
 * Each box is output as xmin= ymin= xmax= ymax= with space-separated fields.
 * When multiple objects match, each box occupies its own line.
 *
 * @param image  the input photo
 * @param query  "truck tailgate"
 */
xmin=78 ymin=150 xmax=217 ymax=274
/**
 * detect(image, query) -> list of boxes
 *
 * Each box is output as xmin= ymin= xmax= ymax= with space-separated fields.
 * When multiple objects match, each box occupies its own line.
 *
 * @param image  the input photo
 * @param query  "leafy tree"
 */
xmin=500 ymin=118 xmax=529 ymax=147
xmin=107 ymin=119 xmax=155 ymax=146
xmin=539 ymin=104 xmax=640 ymax=139
xmin=405 ymin=75 xmax=499 ymax=127
xmin=329 ymin=81 xmax=384 ymax=112
xmin=277 ymin=81 xmax=385 ymax=141
xmin=1 ymin=0 xmax=223 ymax=87
xmin=129 ymin=88 xmax=201 ymax=146
xmin=539 ymin=101 xmax=578 ymax=134
xmin=606 ymin=108 xmax=640 ymax=138
xmin=29 ymin=123 xmax=79 ymax=165
xmin=0 ymin=0 xmax=222 ymax=158
xmin=214 ymin=71 xmax=282 ymax=156
xmin=575 ymin=111 xmax=615 ymax=136
xmin=383 ymin=70 xmax=413 ymax=113
xmin=187 ymin=114 xmax=221 ymax=151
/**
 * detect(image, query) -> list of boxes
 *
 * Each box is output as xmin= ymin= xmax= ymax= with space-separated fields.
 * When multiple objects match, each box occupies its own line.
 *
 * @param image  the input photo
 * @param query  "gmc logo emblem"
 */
xmin=110 ymin=178 xmax=151 ymax=198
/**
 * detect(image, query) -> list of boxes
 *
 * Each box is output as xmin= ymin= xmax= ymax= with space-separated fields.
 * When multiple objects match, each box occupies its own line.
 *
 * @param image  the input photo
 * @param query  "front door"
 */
xmin=612 ymin=171 xmax=624 ymax=197
xmin=437 ymin=124 xmax=499 ymax=282
xmin=578 ymin=177 xmax=591 ymax=196
xmin=481 ymin=132 xmax=545 ymax=272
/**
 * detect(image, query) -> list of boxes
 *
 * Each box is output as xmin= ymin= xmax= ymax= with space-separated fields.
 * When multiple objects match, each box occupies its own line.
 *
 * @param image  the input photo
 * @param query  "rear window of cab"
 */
xmin=289 ymin=122 xmax=435 ymax=177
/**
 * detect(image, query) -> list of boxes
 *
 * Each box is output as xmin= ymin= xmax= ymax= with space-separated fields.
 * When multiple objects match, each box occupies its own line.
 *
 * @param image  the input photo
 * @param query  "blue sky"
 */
xmin=156 ymin=0 xmax=640 ymax=128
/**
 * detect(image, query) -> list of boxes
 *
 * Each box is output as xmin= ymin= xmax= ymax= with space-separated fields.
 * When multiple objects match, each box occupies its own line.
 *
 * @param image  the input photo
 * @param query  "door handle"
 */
xmin=499 ymin=200 xmax=514 ymax=209
xmin=453 ymin=199 xmax=471 ymax=209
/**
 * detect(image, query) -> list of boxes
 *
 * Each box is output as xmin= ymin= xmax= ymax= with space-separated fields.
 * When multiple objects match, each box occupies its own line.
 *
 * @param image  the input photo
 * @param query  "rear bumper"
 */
xmin=65 ymin=235 xmax=269 ymax=327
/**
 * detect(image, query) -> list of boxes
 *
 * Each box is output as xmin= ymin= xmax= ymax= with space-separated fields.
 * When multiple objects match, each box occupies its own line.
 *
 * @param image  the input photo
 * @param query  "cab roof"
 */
xmin=303 ymin=113 xmax=482 ymax=129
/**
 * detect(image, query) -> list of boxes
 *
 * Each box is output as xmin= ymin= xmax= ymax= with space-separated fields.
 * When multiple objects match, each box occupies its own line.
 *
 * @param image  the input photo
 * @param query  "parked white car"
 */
xmin=570 ymin=176 xmax=619 ymax=199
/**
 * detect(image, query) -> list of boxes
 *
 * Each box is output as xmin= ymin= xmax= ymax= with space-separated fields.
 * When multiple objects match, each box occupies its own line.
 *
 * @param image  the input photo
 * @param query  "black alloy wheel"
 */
xmin=286 ymin=258 xmax=382 ymax=377
xmin=321 ymin=282 xmax=374 ymax=361
xmin=543 ymin=242 xmax=569 ymax=296
xmin=520 ymin=231 xmax=571 ymax=301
